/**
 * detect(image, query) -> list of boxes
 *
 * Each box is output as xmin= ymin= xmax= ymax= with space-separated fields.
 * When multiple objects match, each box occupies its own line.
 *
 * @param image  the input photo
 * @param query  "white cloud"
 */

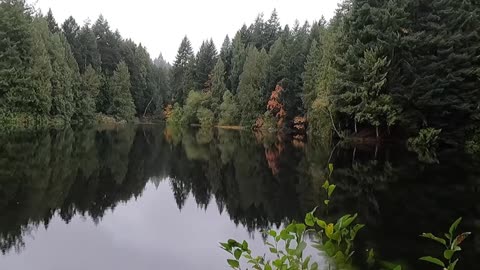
xmin=29 ymin=0 xmax=341 ymax=63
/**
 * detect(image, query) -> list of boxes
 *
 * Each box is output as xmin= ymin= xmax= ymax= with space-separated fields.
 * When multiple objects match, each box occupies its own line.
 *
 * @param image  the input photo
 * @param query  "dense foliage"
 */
xmin=0 ymin=0 xmax=169 ymax=126
xmin=165 ymin=1 xmax=480 ymax=147
xmin=2 ymin=0 xmax=479 ymax=146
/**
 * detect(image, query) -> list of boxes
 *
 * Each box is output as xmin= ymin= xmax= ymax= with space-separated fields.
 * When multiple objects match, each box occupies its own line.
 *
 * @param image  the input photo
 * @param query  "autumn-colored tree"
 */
xmin=163 ymin=104 xmax=174 ymax=120
xmin=266 ymin=84 xmax=287 ymax=128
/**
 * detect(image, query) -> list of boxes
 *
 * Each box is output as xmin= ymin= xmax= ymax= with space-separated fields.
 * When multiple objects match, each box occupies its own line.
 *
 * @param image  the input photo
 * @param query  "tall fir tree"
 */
xmin=209 ymin=59 xmax=228 ymax=115
xmin=229 ymin=32 xmax=247 ymax=93
xmin=237 ymin=46 xmax=269 ymax=125
xmin=219 ymin=35 xmax=233 ymax=90
xmin=109 ymin=61 xmax=135 ymax=120
xmin=171 ymin=36 xmax=195 ymax=104
xmin=195 ymin=39 xmax=218 ymax=90
xmin=0 ymin=0 xmax=34 ymax=116
xmin=45 ymin=8 xmax=60 ymax=33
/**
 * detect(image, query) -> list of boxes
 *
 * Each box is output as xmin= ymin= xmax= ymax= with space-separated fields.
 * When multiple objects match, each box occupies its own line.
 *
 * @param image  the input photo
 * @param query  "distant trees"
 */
xmin=0 ymin=0 xmax=169 ymax=126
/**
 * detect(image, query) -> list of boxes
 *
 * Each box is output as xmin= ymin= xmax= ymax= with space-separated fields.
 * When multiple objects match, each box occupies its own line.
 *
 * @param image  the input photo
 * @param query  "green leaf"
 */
xmin=295 ymin=241 xmax=307 ymax=255
xmin=392 ymin=266 xmax=402 ymax=270
xmin=420 ymin=233 xmax=447 ymax=246
xmin=443 ymin=249 xmax=457 ymax=260
xmin=328 ymin=184 xmax=336 ymax=197
xmin=310 ymin=262 xmax=319 ymax=270
xmin=269 ymin=247 xmax=278 ymax=253
xmin=324 ymin=199 xmax=330 ymax=205
xmin=323 ymin=240 xmax=336 ymax=256
xmin=419 ymin=256 xmax=445 ymax=267
xmin=241 ymin=240 xmax=248 ymax=251
xmin=305 ymin=212 xmax=315 ymax=227
xmin=448 ymin=259 xmax=459 ymax=270
xmin=342 ymin=213 xmax=358 ymax=228
xmin=303 ymin=255 xmax=311 ymax=269
xmin=265 ymin=263 xmax=272 ymax=270
xmin=220 ymin=242 xmax=231 ymax=251
xmin=449 ymin=218 xmax=462 ymax=236
xmin=234 ymin=249 xmax=242 ymax=260
xmin=328 ymin=163 xmax=334 ymax=174
xmin=322 ymin=180 xmax=329 ymax=190
xmin=269 ymin=230 xmax=277 ymax=238
xmin=227 ymin=259 xmax=239 ymax=268
xmin=296 ymin=223 xmax=306 ymax=235
xmin=317 ymin=219 xmax=327 ymax=229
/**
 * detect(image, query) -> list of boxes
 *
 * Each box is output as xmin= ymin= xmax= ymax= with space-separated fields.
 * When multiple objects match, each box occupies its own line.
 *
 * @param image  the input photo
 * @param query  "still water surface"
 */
xmin=0 ymin=124 xmax=478 ymax=269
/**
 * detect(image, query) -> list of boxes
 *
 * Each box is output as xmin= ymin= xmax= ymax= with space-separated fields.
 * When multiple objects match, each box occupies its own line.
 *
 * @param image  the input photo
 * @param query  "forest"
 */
xmin=1 ymin=0 xmax=479 ymax=148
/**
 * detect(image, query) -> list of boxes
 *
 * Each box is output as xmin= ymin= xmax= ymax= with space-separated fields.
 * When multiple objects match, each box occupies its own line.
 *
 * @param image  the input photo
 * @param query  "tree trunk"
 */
xmin=376 ymin=126 xmax=379 ymax=139
xmin=143 ymin=96 xmax=154 ymax=118
xmin=354 ymin=120 xmax=358 ymax=134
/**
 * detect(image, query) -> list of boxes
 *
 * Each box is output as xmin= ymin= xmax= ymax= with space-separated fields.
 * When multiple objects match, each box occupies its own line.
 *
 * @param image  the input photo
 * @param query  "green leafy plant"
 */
xmin=322 ymin=163 xmax=335 ymax=206
xmin=220 ymin=208 xmax=364 ymax=270
xmin=419 ymin=217 xmax=471 ymax=270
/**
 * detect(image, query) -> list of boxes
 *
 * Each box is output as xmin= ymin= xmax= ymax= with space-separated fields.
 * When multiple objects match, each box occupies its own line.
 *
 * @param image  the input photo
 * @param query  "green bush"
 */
xmin=197 ymin=107 xmax=214 ymax=127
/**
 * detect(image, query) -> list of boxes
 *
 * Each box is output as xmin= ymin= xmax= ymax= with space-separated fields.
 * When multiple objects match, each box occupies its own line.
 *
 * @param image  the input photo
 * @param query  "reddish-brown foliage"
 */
xmin=163 ymin=104 xmax=174 ymax=120
xmin=267 ymin=85 xmax=287 ymax=128
xmin=265 ymin=139 xmax=284 ymax=176
xmin=293 ymin=116 xmax=307 ymax=133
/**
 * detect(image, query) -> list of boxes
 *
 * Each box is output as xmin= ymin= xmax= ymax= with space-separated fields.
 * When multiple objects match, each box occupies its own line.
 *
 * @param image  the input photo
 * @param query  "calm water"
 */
xmin=0 ymin=124 xmax=478 ymax=269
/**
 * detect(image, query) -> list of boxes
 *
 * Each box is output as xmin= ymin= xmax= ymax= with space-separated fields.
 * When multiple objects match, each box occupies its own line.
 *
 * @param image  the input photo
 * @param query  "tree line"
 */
xmin=0 ymin=0 xmax=169 ymax=126
xmin=166 ymin=0 xmax=480 ymax=147
xmin=1 ymin=0 xmax=479 ymax=146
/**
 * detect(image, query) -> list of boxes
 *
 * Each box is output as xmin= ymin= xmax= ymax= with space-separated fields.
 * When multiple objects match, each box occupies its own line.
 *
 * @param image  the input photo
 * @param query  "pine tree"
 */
xmin=76 ymin=23 xmax=101 ymax=73
xmin=237 ymin=46 xmax=269 ymax=125
xmin=229 ymin=32 xmax=247 ymax=93
xmin=264 ymin=9 xmax=281 ymax=50
xmin=75 ymin=65 xmax=101 ymax=121
xmin=266 ymin=36 xmax=288 ymax=97
xmin=219 ymin=35 xmax=233 ymax=89
xmin=195 ymin=39 xmax=217 ymax=89
xmin=218 ymin=90 xmax=239 ymax=125
xmin=303 ymin=39 xmax=322 ymax=111
xmin=171 ymin=36 xmax=195 ymax=104
xmin=31 ymin=17 xmax=53 ymax=115
xmin=0 ymin=0 xmax=34 ymax=116
xmin=109 ymin=61 xmax=135 ymax=120
xmin=209 ymin=59 xmax=228 ymax=115
xmin=45 ymin=8 xmax=60 ymax=33
xmin=61 ymin=16 xmax=81 ymax=68
xmin=93 ymin=15 xmax=121 ymax=75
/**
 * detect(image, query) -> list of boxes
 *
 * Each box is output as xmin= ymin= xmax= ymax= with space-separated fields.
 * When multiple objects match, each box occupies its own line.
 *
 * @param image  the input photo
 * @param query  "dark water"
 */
xmin=0 ymin=125 xmax=478 ymax=270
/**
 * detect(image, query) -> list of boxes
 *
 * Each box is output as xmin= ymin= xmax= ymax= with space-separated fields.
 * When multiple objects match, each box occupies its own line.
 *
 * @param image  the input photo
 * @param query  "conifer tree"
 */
xmin=171 ymin=36 xmax=195 ymax=104
xmin=209 ymin=59 xmax=228 ymax=115
xmin=237 ymin=46 xmax=269 ymax=125
xmin=31 ymin=17 xmax=53 ymax=115
xmin=0 ymin=0 xmax=35 ymax=116
xmin=229 ymin=32 xmax=246 ymax=93
xmin=195 ymin=39 xmax=217 ymax=89
xmin=219 ymin=90 xmax=239 ymax=125
xmin=76 ymin=23 xmax=101 ymax=72
xmin=75 ymin=65 xmax=101 ymax=121
xmin=46 ymin=9 xmax=60 ymax=33
xmin=219 ymin=35 xmax=233 ymax=89
xmin=109 ymin=61 xmax=135 ymax=120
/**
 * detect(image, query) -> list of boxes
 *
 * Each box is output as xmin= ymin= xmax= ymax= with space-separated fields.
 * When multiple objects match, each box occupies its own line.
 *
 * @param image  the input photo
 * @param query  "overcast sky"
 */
xmin=28 ymin=0 xmax=342 ymax=63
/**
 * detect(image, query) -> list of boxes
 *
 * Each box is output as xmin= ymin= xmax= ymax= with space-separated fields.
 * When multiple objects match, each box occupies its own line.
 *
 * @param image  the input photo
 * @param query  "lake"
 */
xmin=0 ymin=124 xmax=478 ymax=269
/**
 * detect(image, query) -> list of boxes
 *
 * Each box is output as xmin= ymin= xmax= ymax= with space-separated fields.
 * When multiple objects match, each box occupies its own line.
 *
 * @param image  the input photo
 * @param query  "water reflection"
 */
xmin=0 ymin=125 xmax=479 ymax=269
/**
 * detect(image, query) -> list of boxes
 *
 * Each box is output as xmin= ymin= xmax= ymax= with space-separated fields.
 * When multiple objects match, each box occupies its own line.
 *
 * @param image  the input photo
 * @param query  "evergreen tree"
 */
xmin=264 ymin=9 xmax=282 ymax=50
xmin=195 ymin=39 xmax=217 ymax=89
xmin=153 ymin=53 xmax=170 ymax=70
xmin=209 ymin=59 xmax=228 ymax=115
xmin=30 ymin=17 xmax=53 ymax=115
xmin=0 ymin=0 xmax=34 ymax=116
xmin=219 ymin=90 xmax=239 ymax=125
xmin=61 ymin=16 xmax=81 ymax=68
xmin=266 ymin=36 xmax=288 ymax=97
xmin=171 ymin=36 xmax=195 ymax=104
xmin=229 ymin=32 xmax=246 ymax=93
xmin=237 ymin=46 xmax=269 ymax=125
xmin=76 ymin=23 xmax=101 ymax=72
xmin=219 ymin=35 xmax=233 ymax=89
xmin=45 ymin=8 xmax=60 ymax=33
xmin=74 ymin=65 xmax=101 ymax=121
xmin=109 ymin=61 xmax=135 ymax=120
xmin=303 ymin=39 xmax=322 ymax=111
xmin=93 ymin=15 xmax=121 ymax=75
